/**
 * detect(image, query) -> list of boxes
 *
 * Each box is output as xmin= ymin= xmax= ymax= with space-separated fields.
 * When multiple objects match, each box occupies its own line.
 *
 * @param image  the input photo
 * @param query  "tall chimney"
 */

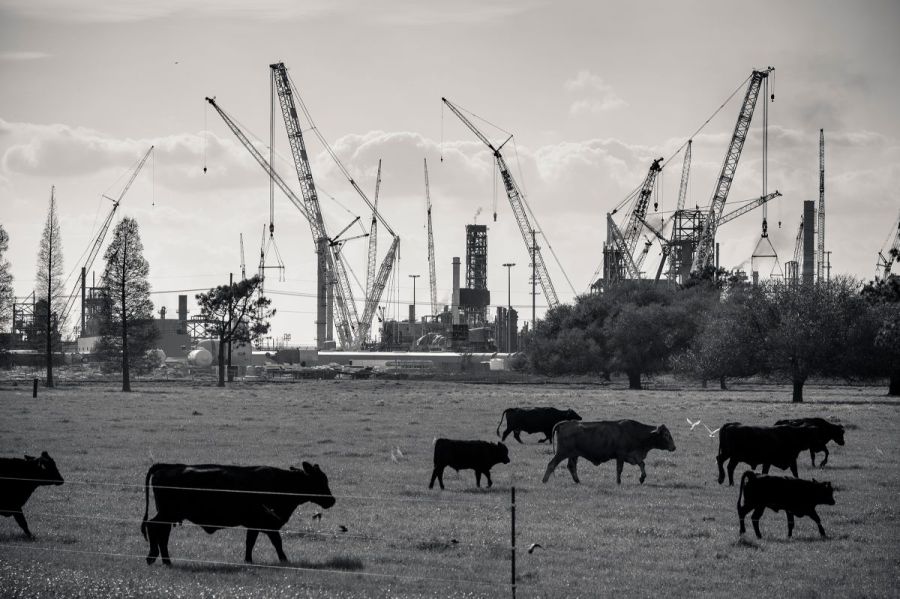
xmin=178 ymin=295 xmax=188 ymax=322
xmin=803 ymin=200 xmax=815 ymax=284
xmin=451 ymin=257 xmax=460 ymax=326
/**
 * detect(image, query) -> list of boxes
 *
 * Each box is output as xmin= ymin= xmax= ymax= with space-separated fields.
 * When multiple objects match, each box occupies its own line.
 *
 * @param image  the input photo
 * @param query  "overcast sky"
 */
xmin=2 ymin=0 xmax=898 ymax=346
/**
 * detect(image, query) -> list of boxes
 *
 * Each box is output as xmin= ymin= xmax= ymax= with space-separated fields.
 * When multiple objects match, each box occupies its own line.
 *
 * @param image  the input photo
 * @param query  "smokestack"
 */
xmin=178 ymin=295 xmax=188 ymax=322
xmin=451 ymin=257 xmax=460 ymax=325
xmin=803 ymin=200 xmax=815 ymax=284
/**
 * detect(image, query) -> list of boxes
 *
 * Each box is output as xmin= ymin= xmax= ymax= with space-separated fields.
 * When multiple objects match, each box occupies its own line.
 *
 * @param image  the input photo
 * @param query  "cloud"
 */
xmin=565 ymin=70 xmax=626 ymax=115
xmin=0 ymin=51 xmax=50 ymax=61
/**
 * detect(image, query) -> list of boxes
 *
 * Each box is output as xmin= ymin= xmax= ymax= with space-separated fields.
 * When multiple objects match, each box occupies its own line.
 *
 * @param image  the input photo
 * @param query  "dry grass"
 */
xmin=0 ymin=379 xmax=897 ymax=598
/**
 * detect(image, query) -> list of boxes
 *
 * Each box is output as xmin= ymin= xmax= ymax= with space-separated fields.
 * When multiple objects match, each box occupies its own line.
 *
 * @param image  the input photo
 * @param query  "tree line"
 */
xmin=525 ymin=266 xmax=900 ymax=401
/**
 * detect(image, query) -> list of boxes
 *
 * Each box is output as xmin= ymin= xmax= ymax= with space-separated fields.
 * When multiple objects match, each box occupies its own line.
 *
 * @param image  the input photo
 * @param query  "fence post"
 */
xmin=33 ymin=378 xmax=39 ymax=398
xmin=511 ymin=485 xmax=516 ymax=599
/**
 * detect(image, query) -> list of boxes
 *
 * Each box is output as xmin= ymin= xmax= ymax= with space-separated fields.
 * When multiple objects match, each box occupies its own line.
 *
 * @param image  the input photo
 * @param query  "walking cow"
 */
xmin=737 ymin=471 xmax=835 ymax=538
xmin=774 ymin=418 xmax=845 ymax=467
xmin=542 ymin=420 xmax=675 ymax=485
xmin=496 ymin=407 xmax=581 ymax=444
xmin=0 ymin=452 xmax=64 ymax=538
xmin=429 ymin=439 xmax=510 ymax=490
xmin=141 ymin=462 xmax=335 ymax=565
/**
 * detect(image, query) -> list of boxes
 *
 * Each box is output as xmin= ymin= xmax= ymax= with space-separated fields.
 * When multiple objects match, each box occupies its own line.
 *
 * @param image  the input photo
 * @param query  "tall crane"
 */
xmin=239 ymin=233 xmax=246 ymax=280
xmin=365 ymin=160 xmax=382 ymax=301
xmin=613 ymin=158 xmax=664 ymax=260
xmin=61 ymin=146 xmax=153 ymax=330
xmin=692 ymin=67 xmax=774 ymax=274
xmin=877 ymin=213 xmax=900 ymax=279
xmin=424 ymin=158 xmax=437 ymax=317
xmin=817 ymin=128 xmax=825 ymax=282
xmin=663 ymin=141 xmax=692 ymax=280
xmin=442 ymin=97 xmax=560 ymax=309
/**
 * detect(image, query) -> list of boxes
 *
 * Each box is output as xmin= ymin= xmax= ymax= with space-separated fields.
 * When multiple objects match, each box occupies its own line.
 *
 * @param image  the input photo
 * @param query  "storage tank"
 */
xmin=187 ymin=347 xmax=213 ymax=368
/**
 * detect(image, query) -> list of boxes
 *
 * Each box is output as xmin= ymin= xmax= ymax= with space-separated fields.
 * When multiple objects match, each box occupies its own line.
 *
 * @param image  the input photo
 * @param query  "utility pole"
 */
xmin=503 ymin=263 xmax=515 ymax=353
xmin=408 ymin=274 xmax=420 ymax=323
xmin=227 ymin=272 xmax=233 ymax=382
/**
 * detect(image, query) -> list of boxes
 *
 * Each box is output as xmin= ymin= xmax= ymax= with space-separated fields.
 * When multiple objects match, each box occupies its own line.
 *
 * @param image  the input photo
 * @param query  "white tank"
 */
xmin=187 ymin=347 xmax=213 ymax=368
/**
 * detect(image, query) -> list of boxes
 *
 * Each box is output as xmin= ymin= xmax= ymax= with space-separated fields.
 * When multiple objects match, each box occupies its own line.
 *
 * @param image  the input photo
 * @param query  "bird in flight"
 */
xmin=528 ymin=543 xmax=543 ymax=554
xmin=686 ymin=418 xmax=702 ymax=431
xmin=703 ymin=423 xmax=720 ymax=437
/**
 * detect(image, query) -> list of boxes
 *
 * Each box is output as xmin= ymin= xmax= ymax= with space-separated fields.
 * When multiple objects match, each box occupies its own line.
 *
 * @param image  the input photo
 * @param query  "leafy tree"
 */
xmin=0 ymin=224 xmax=12 ymax=333
xmin=747 ymin=277 xmax=866 ymax=402
xmin=35 ymin=188 xmax=64 ymax=387
xmin=95 ymin=217 xmax=157 ymax=391
xmin=861 ymin=274 xmax=900 ymax=395
xmin=527 ymin=296 xmax=609 ymax=376
xmin=195 ymin=275 xmax=274 ymax=387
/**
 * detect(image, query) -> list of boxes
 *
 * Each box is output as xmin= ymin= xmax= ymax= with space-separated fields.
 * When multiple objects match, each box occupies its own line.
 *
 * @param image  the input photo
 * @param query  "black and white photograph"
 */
xmin=0 ymin=0 xmax=898 ymax=596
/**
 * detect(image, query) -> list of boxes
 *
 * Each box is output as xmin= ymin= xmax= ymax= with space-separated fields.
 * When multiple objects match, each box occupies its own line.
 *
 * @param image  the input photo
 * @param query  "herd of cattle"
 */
xmin=0 ymin=409 xmax=846 ymax=565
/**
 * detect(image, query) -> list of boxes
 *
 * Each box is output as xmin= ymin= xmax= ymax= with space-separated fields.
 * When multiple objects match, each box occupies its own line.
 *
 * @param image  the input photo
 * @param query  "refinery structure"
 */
xmin=4 ymin=62 xmax=899 ymax=378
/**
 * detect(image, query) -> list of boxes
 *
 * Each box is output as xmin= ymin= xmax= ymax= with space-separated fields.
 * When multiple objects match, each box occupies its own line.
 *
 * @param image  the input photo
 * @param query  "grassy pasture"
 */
xmin=0 ymin=380 xmax=898 ymax=598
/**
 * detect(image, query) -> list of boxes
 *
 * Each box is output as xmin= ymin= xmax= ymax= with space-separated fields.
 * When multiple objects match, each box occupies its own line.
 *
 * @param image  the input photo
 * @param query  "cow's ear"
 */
xmin=302 ymin=461 xmax=313 ymax=473
xmin=40 ymin=451 xmax=50 ymax=459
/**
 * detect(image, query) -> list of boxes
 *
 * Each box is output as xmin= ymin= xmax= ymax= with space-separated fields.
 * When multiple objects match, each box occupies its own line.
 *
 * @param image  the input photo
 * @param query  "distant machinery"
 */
xmin=877 ymin=212 xmax=900 ymax=279
xmin=461 ymin=224 xmax=490 ymax=327
xmin=424 ymin=158 xmax=438 ymax=317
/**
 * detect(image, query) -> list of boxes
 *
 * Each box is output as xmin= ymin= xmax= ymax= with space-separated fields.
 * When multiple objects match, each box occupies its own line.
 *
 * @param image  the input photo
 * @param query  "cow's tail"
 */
xmin=737 ymin=470 xmax=754 ymax=512
xmin=141 ymin=464 xmax=160 ymax=540
xmin=496 ymin=409 xmax=509 ymax=437
xmin=550 ymin=421 xmax=562 ymax=454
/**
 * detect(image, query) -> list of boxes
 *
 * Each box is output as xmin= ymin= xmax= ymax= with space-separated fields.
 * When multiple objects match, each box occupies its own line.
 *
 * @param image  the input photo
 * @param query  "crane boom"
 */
xmin=676 ymin=140 xmax=692 ymax=212
xmin=442 ymin=97 xmax=559 ymax=308
xmin=692 ymin=67 xmax=773 ymax=273
xmin=365 ymin=160 xmax=381 ymax=300
xmin=817 ymin=129 xmax=825 ymax=281
xmin=606 ymin=214 xmax=640 ymax=279
xmin=240 ymin=233 xmax=246 ymax=280
xmin=359 ymin=235 xmax=400 ymax=344
xmin=424 ymin=158 xmax=437 ymax=316
xmin=61 ymin=146 xmax=153 ymax=329
xmin=618 ymin=158 xmax=663 ymax=258
xmin=717 ymin=191 xmax=782 ymax=227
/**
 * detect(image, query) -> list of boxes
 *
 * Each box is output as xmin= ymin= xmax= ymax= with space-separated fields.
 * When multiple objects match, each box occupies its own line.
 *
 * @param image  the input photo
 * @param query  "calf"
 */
xmin=737 ymin=471 xmax=835 ymax=538
xmin=774 ymin=417 xmax=845 ymax=467
xmin=429 ymin=439 xmax=510 ymax=490
xmin=496 ymin=407 xmax=581 ymax=443
xmin=542 ymin=420 xmax=675 ymax=485
xmin=0 ymin=452 xmax=64 ymax=538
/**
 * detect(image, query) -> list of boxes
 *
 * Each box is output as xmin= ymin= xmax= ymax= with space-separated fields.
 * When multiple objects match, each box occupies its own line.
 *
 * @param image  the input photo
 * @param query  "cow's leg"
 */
xmin=738 ymin=502 xmax=751 ymax=535
xmin=809 ymin=509 xmax=827 ymax=538
xmin=484 ymin=471 xmax=493 ymax=488
xmin=616 ymin=459 xmax=624 ymax=485
xmin=474 ymin=471 xmax=482 ymax=487
xmin=501 ymin=428 xmax=512 ymax=442
xmin=156 ymin=521 xmax=173 ymax=566
xmin=513 ymin=431 xmax=524 ymax=444
xmin=245 ymin=529 xmax=260 ymax=563
xmin=637 ymin=460 xmax=647 ymax=484
xmin=786 ymin=512 xmax=795 ymax=538
xmin=761 ymin=462 xmax=771 ymax=475
xmin=789 ymin=460 xmax=798 ymax=478
xmin=429 ymin=466 xmax=444 ymax=490
xmin=566 ymin=457 xmax=580 ymax=484
xmin=751 ymin=506 xmax=765 ymax=539
xmin=12 ymin=512 xmax=33 ymax=538
xmin=542 ymin=454 xmax=565 ymax=483
xmin=717 ymin=454 xmax=727 ymax=485
xmin=266 ymin=531 xmax=288 ymax=562
xmin=819 ymin=447 xmax=829 ymax=468
xmin=727 ymin=458 xmax=739 ymax=486
xmin=145 ymin=522 xmax=159 ymax=564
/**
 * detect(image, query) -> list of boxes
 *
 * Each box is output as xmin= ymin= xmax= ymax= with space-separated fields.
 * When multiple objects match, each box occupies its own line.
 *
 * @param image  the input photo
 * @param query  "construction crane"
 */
xmin=664 ymin=142 xmax=692 ymax=279
xmin=607 ymin=158 xmax=663 ymax=280
xmin=239 ymin=233 xmax=246 ymax=280
xmin=692 ymin=67 xmax=774 ymax=274
xmin=424 ymin=158 xmax=437 ymax=317
xmin=365 ymin=160 xmax=382 ymax=301
xmin=442 ymin=97 xmax=560 ymax=309
xmin=60 ymin=146 xmax=153 ymax=331
xmin=817 ymin=129 xmax=825 ymax=282
xmin=877 ymin=213 xmax=900 ymax=279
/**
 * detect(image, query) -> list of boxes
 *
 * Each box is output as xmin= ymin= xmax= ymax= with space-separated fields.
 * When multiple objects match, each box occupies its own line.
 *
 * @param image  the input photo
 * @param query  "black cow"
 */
xmin=717 ymin=422 xmax=831 ymax=485
xmin=141 ymin=461 xmax=335 ymax=565
xmin=737 ymin=471 xmax=835 ymax=538
xmin=542 ymin=420 xmax=676 ymax=485
xmin=0 ymin=452 xmax=64 ymax=538
xmin=496 ymin=407 xmax=582 ymax=443
xmin=429 ymin=439 xmax=510 ymax=489
xmin=774 ymin=418 xmax=845 ymax=467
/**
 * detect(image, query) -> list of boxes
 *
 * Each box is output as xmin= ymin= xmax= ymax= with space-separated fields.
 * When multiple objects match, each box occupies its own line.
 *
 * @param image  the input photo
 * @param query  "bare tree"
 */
xmin=35 ymin=187 xmax=64 ymax=387
xmin=97 ymin=217 xmax=156 ymax=392
xmin=196 ymin=275 xmax=274 ymax=387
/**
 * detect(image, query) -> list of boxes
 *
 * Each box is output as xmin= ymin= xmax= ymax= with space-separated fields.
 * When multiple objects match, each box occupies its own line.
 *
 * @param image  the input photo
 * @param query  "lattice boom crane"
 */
xmin=424 ymin=158 xmax=437 ymax=316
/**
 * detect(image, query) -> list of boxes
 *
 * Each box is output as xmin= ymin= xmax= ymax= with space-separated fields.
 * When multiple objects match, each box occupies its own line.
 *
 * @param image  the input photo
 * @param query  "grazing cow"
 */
xmin=496 ymin=407 xmax=582 ymax=443
xmin=542 ymin=420 xmax=676 ymax=485
xmin=429 ymin=439 xmax=510 ymax=490
xmin=774 ymin=418 xmax=845 ymax=467
xmin=141 ymin=461 xmax=335 ymax=565
xmin=716 ymin=422 xmax=829 ymax=485
xmin=0 ymin=452 xmax=64 ymax=538
xmin=737 ymin=471 xmax=835 ymax=538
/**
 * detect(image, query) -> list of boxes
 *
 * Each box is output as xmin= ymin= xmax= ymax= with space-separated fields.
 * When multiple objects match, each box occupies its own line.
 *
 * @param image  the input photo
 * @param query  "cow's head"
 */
xmin=566 ymin=410 xmax=582 ymax=422
xmin=653 ymin=426 xmax=676 ymax=452
xmin=812 ymin=479 xmax=836 ymax=506
xmin=495 ymin=442 xmax=510 ymax=465
xmin=292 ymin=462 xmax=336 ymax=509
xmin=831 ymin=424 xmax=845 ymax=446
xmin=24 ymin=451 xmax=64 ymax=486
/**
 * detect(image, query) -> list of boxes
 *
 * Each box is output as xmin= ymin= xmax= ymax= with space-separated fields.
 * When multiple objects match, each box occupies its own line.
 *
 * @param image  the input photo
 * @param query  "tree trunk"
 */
xmin=792 ymin=378 xmax=805 ymax=403
xmin=121 ymin=294 xmax=130 ymax=392
xmin=627 ymin=371 xmax=642 ymax=390
xmin=45 ymin=291 xmax=54 ymax=388
xmin=719 ymin=375 xmax=727 ymax=390
xmin=217 ymin=332 xmax=226 ymax=387
xmin=701 ymin=378 xmax=708 ymax=389
xmin=889 ymin=370 xmax=900 ymax=397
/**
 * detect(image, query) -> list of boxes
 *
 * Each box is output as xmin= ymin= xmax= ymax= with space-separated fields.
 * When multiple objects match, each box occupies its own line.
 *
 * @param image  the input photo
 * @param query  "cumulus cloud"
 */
xmin=565 ymin=70 xmax=626 ymax=115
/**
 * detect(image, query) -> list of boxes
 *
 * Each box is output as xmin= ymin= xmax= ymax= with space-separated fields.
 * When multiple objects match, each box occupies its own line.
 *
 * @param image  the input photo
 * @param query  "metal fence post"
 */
xmin=511 ymin=485 xmax=516 ymax=599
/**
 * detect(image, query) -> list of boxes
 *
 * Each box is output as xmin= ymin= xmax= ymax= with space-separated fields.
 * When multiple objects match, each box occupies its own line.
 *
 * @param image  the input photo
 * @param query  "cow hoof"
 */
xmin=162 ymin=559 xmax=172 ymax=566
xmin=146 ymin=557 xmax=156 ymax=565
